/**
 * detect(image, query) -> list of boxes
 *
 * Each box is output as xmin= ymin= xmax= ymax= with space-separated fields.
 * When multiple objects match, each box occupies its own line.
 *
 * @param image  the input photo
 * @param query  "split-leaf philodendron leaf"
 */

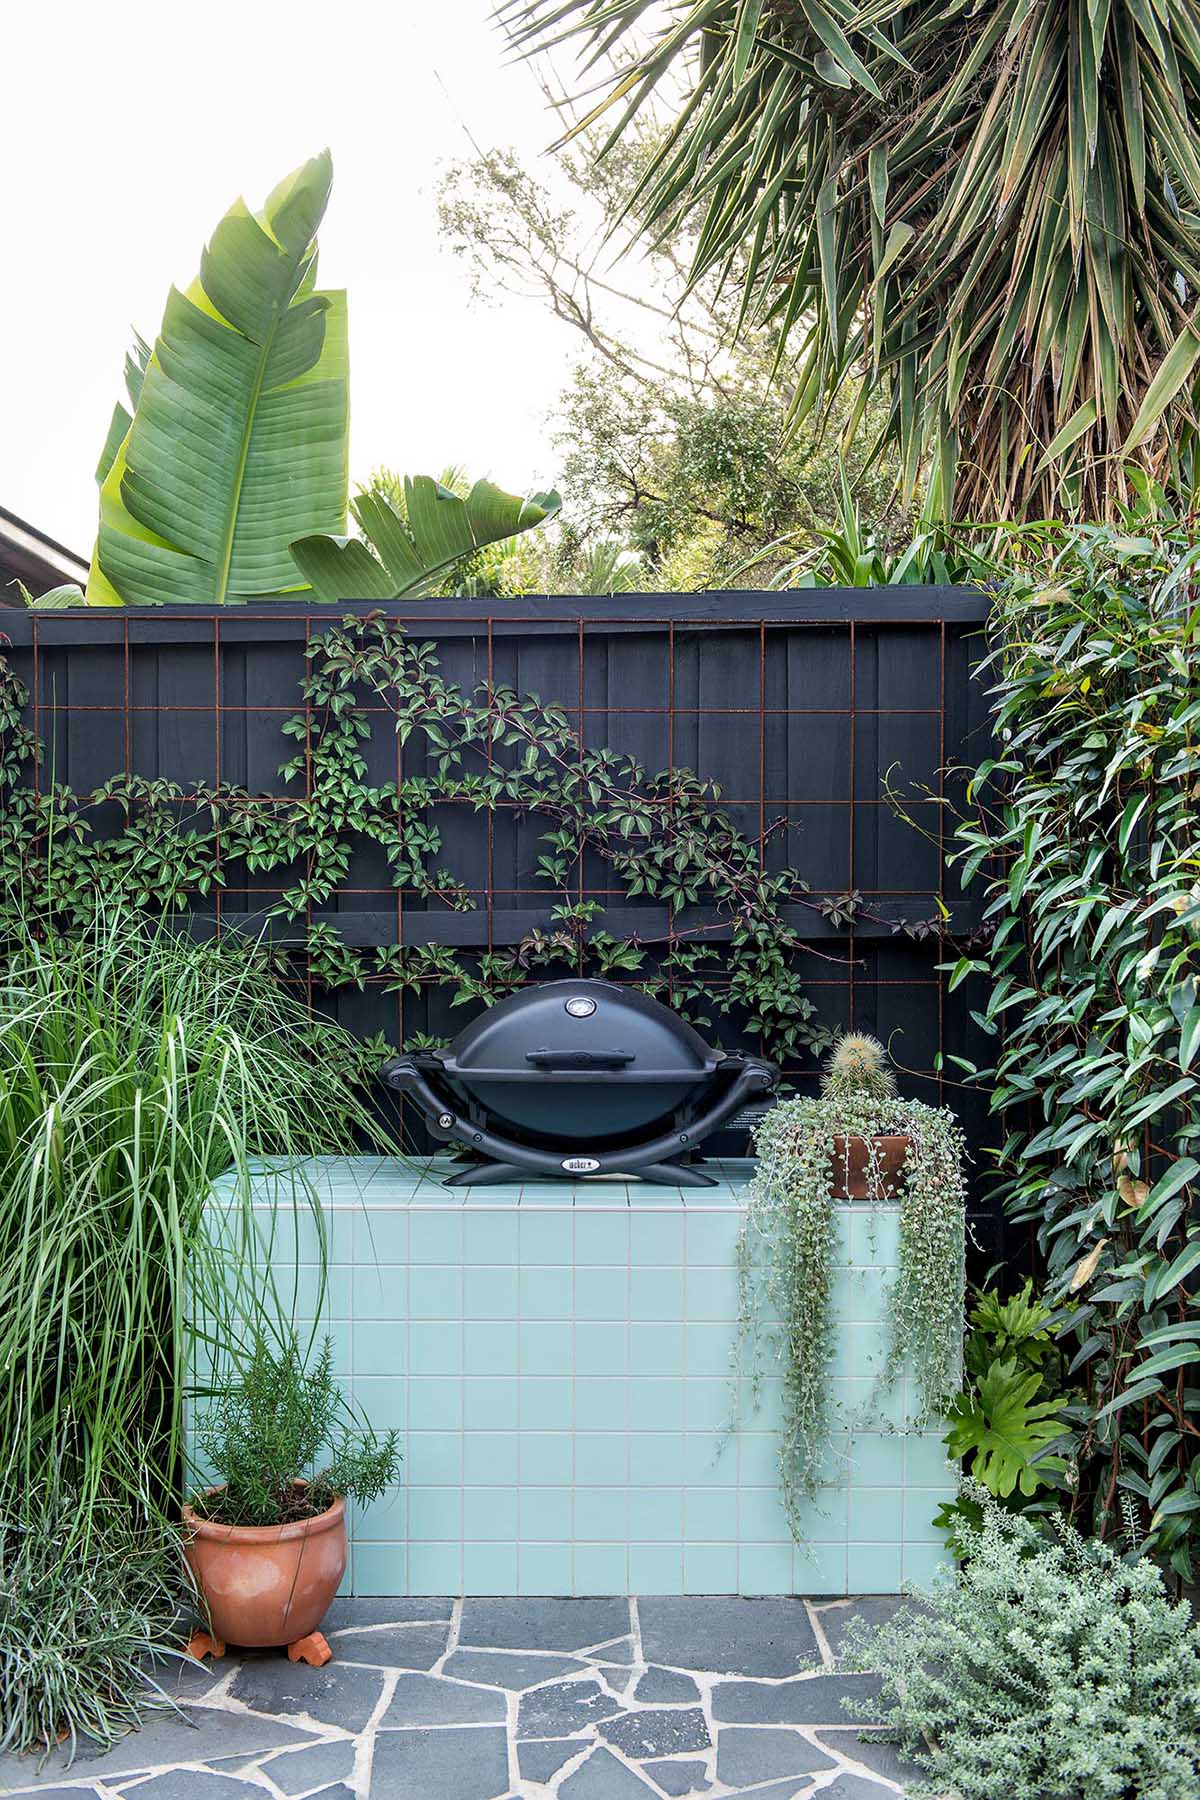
xmin=290 ymin=477 xmax=562 ymax=601
xmin=87 ymin=152 xmax=349 ymax=605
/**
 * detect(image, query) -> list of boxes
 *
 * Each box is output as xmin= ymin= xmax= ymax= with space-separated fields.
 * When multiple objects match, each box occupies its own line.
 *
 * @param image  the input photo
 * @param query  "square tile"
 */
xmin=796 ymin=1540 xmax=849 ymax=1595
xmin=685 ymin=1488 xmax=739 ymax=1540
xmin=628 ymin=1488 xmax=683 ymax=1543
xmin=407 ymin=1430 xmax=463 ymax=1485
xmin=684 ymin=1377 xmax=732 ymax=1431
xmin=686 ymin=1323 xmax=735 ymax=1377
xmin=836 ymin=1321 xmax=888 ymax=1380
xmin=354 ymin=1321 xmax=406 ymax=1376
xmin=356 ymin=1484 xmax=406 ymax=1542
xmin=356 ymin=1210 xmax=409 ymax=1262
xmin=520 ymin=1266 xmax=571 ymax=1320
xmin=519 ymin=1321 xmax=572 ymax=1375
xmin=629 ymin=1432 xmax=684 ymax=1486
xmin=520 ymin=1213 xmax=573 ymax=1262
xmin=630 ymin=1322 xmax=685 ymax=1376
xmin=847 ymin=1542 xmax=902 ymax=1592
xmin=576 ymin=1432 xmax=629 ymax=1486
xmin=464 ymin=1543 xmax=518 ymax=1593
xmin=408 ymin=1486 xmax=462 ymax=1540
xmin=518 ymin=1544 xmax=572 ymax=1594
xmin=684 ymin=1433 xmax=737 ymax=1486
xmin=630 ymin=1377 xmax=685 ymax=1431
xmin=353 ymin=1375 xmax=407 ymax=1432
xmin=575 ymin=1376 xmax=629 ymax=1429
xmin=575 ymin=1487 xmax=628 ymax=1542
xmin=521 ymin=1377 xmax=573 ymax=1430
xmin=463 ymin=1432 xmax=518 ymax=1485
xmin=520 ymin=1433 xmax=574 ymax=1486
xmin=354 ymin=1541 xmax=409 ymax=1596
xmin=574 ymin=1544 xmax=628 ymax=1594
xmin=903 ymin=1541 xmax=954 ymax=1587
xmin=575 ymin=1212 xmax=629 ymax=1264
xmin=409 ymin=1376 xmax=463 ymax=1431
xmin=738 ymin=1486 xmax=791 ymax=1541
xmin=848 ymin=1434 xmax=905 ymax=1486
xmin=464 ymin=1376 xmax=520 ymax=1431
xmin=737 ymin=1433 xmax=781 ymax=1488
xmin=851 ymin=1207 xmax=899 ymax=1265
xmin=464 ymin=1322 xmax=519 ymax=1375
xmin=630 ymin=1266 xmax=684 ymax=1318
xmin=410 ymin=1321 xmax=462 ymax=1375
xmin=685 ymin=1214 xmax=737 ymax=1264
xmin=906 ymin=1433 xmax=953 ymax=1484
xmin=684 ymin=1542 xmax=738 ymax=1593
xmin=574 ymin=1266 xmax=629 ymax=1319
xmin=902 ymin=1488 xmax=946 ymax=1544
xmin=630 ymin=1214 xmax=684 ymax=1265
xmin=629 ymin=1543 xmax=684 ymax=1594
xmin=738 ymin=1541 xmax=795 ymax=1594
xmin=465 ymin=1212 xmax=520 ymax=1263
xmin=519 ymin=1487 xmax=573 ymax=1541
xmin=465 ymin=1265 xmax=520 ymax=1318
xmin=410 ymin=1266 xmax=464 ymax=1319
xmin=464 ymin=1487 xmax=518 ymax=1541
xmin=410 ymin=1212 xmax=464 ymax=1263
xmin=685 ymin=1264 xmax=736 ymax=1319
xmin=576 ymin=1322 xmax=629 ymax=1376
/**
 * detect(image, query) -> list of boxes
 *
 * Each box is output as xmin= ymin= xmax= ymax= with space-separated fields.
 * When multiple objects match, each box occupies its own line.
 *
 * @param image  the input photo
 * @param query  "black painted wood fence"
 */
xmin=1 ymin=589 xmax=1000 ymax=1238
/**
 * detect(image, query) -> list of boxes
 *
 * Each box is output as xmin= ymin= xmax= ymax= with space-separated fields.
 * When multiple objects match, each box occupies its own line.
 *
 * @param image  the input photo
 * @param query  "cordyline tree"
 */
xmin=500 ymin=0 xmax=1200 ymax=520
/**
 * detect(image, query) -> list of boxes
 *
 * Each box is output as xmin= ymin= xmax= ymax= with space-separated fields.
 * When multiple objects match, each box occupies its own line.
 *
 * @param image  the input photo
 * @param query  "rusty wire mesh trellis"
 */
xmin=3 ymin=589 xmax=998 ymax=1230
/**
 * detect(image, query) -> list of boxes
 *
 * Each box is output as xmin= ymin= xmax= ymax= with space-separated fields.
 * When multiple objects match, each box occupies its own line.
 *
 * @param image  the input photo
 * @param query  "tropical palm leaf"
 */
xmin=291 ymin=476 xmax=561 ymax=601
xmin=88 ymin=152 xmax=348 ymax=604
xmin=500 ymin=0 xmax=1200 ymax=519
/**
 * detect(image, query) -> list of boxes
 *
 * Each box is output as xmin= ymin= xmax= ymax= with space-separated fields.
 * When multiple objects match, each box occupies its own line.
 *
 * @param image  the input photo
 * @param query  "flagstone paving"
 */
xmin=0 ymin=1597 xmax=923 ymax=1799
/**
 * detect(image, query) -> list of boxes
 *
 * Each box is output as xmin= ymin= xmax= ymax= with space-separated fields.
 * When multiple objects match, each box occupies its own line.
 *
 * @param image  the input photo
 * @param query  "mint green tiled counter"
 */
xmin=205 ymin=1156 xmax=955 ymax=1596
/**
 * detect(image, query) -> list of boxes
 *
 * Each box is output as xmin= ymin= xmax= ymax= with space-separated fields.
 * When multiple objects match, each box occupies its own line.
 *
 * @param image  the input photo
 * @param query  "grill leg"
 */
xmin=443 ymin=1160 xmax=526 ymax=1187
xmin=633 ymin=1160 xmax=718 ymax=1188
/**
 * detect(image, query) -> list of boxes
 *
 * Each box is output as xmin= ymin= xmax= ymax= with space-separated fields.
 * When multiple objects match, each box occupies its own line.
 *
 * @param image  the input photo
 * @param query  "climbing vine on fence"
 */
xmin=0 ymin=613 xmax=852 ymax=1062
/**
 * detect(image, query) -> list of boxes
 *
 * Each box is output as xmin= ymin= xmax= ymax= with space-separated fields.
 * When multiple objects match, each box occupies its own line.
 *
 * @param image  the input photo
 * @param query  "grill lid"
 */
xmin=440 ymin=979 xmax=720 ymax=1084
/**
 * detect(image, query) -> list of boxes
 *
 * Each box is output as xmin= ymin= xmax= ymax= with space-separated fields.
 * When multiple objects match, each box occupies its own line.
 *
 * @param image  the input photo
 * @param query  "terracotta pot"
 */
xmin=182 ymin=1487 xmax=346 ymax=1649
xmin=828 ymin=1132 xmax=912 ymax=1200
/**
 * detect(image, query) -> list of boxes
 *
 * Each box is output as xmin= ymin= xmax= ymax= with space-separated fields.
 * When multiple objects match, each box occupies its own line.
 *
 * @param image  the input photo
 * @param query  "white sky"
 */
xmin=1 ymin=0 xmax=597 ymax=557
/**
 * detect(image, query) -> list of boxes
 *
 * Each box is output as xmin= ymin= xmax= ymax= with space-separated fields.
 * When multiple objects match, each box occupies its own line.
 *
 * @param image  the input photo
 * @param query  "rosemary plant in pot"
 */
xmin=736 ymin=1034 xmax=966 ymax=1535
xmin=184 ymin=1335 xmax=398 ymax=1666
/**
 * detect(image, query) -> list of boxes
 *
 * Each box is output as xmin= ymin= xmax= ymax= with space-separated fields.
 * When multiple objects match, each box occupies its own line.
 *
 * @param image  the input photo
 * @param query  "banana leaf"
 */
xmin=88 ymin=152 xmax=348 ymax=605
xmin=291 ymin=477 xmax=561 ymax=601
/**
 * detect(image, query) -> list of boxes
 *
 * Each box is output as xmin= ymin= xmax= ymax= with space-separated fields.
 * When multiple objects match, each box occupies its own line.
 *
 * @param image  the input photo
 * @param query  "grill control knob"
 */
xmin=565 ymin=996 xmax=597 ymax=1018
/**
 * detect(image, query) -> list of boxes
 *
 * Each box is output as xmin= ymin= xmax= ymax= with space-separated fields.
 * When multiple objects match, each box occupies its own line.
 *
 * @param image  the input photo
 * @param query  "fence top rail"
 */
xmin=0 ymin=585 xmax=992 ymax=647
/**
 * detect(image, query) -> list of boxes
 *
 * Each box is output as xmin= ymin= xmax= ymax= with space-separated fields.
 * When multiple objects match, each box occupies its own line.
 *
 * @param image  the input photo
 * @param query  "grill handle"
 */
xmin=524 ymin=1047 xmax=635 ymax=1070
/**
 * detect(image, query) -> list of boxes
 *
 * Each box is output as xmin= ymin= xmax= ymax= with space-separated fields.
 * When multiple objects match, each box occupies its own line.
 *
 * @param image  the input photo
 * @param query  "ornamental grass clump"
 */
xmin=736 ymin=1034 xmax=965 ymax=1534
xmin=839 ymin=1490 xmax=1200 ymax=1800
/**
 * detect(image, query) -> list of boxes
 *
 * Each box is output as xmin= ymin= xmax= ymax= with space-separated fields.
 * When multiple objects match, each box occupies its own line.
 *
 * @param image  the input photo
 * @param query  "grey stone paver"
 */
xmin=443 ymin=1648 xmax=588 ymax=1688
xmin=0 ymin=1597 xmax=915 ymax=1799
xmin=639 ymin=1597 xmax=818 ymax=1676
xmin=632 ymin=1667 xmax=701 ymax=1705
xmin=712 ymin=1673 xmax=884 ymax=1724
xmin=517 ymin=1677 xmax=625 ymax=1739
xmin=516 ymin=1737 xmax=588 ymax=1783
xmin=370 ymin=1725 xmax=510 ymax=1799
xmin=642 ymin=1759 xmax=710 ymax=1795
xmin=598 ymin=1708 xmax=710 ymax=1760
xmin=815 ymin=1596 xmax=909 ymax=1658
xmin=814 ymin=1730 xmax=924 ymax=1787
xmin=258 ymin=1739 xmax=358 ymax=1792
xmin=559 ymin=1746 xmax=659 ymax=1797
xmin=321 ymin=1624 xmax=448 ymax=1669
xmin=460 ymin=1596 xmax=630 ymax=1651
xmin=379 ymin=1673 xmax=507 ymax=1726
xmin=715 ymin=1726 xmax=837 ymax=1786
xmin=228 ymin=1659 xmax=383 ymax=1730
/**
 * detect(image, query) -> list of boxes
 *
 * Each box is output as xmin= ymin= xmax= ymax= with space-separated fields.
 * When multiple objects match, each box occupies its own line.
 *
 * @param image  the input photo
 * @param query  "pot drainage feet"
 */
xmin=288 ymin=1631 xmax=333 ymax=1667
xmin=186 ymin=1630 xmax=226 ymax=1661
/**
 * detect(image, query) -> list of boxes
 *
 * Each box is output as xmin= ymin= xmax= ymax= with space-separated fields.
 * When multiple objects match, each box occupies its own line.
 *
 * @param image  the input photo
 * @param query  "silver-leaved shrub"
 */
xmin=839 ymin=1491 xmax=1200 ymax=1800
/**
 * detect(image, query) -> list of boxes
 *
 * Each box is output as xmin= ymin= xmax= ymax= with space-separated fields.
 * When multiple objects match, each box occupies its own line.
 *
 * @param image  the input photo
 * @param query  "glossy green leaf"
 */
xmin=87 ymin=154 xmax=348 ymax=605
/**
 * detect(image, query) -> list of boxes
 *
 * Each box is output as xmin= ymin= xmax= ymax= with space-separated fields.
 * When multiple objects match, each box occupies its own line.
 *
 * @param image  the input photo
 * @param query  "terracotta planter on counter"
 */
xmin=182 ymin=1487 xmax=345 ymax=1667
xmin=828 ymin=1132 xmax=912 ymax=1200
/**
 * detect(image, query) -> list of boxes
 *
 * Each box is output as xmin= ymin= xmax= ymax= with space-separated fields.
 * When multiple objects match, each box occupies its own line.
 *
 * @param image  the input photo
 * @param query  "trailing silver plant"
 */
xmin=736 ymin=1035 xmax=966 ymax=1536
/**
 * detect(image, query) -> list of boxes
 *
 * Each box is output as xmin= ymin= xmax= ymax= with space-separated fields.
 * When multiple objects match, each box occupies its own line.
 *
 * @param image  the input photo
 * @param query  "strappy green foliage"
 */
xmin=501 ymin=0 xmax=1200 ymax=519
xmin=291 ymin=476 xmax=561 ymax=601
xmin=88 ymin=153 xmax=349 ymax=604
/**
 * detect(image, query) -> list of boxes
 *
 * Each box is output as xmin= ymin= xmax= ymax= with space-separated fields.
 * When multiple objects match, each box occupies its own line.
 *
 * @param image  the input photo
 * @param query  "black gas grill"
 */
xmin=380 ymin=978 xmax=777 ymax=1187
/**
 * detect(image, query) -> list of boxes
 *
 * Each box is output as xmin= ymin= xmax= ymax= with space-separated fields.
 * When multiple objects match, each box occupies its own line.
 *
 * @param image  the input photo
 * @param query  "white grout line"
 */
xmin=805 ymin=1600 xmax=838 ymax=1671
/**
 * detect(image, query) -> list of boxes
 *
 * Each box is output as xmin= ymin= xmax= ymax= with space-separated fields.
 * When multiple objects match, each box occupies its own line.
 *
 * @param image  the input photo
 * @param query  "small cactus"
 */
xmin=821 ymin=1032 xmax=896 ymax=1103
